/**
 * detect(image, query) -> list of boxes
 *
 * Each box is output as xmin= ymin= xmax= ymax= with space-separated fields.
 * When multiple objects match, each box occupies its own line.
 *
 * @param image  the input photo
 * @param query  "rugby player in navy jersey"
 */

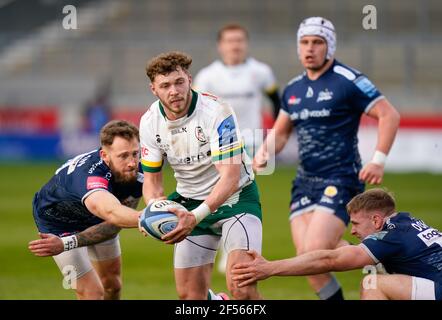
xmin=233 ymin=189 xmax=442 ymax=300
xmin=253 ymin=17 xmax=400 ymax=300
xmin=29 ymin=120 xmax=143 ymax=299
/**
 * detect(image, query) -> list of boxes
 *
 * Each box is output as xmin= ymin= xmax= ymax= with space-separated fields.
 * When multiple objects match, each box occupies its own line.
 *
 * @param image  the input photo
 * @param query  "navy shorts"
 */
xmin=289 ymin=176 xmax=364 ymax=226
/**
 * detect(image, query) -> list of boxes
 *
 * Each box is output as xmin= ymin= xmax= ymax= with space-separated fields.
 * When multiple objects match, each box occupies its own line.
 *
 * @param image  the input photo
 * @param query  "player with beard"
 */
xmin=254 ymin=17 xmax=400 ymax=300
xmin=29 ymin=120 xmax=143 ymax=300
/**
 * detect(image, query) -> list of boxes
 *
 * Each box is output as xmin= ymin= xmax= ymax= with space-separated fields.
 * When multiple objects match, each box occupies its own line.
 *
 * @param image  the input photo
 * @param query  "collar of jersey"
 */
xmin=158 ymin=89 xmax=197 ymax=120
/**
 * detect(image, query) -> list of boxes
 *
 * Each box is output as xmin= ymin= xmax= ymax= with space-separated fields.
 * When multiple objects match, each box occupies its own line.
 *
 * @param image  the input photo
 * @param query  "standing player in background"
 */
xmin=254 ymin=17 xmax=400 ymax=300
xmin=194 ymin=23 xmax=282 ymax=273
xmin=29 ymin=120 xmax=143 ymax=300
xmin=140 ymin=51 xmax=263 ymax=300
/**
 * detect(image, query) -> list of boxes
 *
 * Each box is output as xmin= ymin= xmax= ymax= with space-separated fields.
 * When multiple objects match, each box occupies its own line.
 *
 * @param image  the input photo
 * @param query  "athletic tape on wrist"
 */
xmin=371 ymin=150 xmax=387 ymax=166
xmin=191 ymin=203 xmax=211 ymax=224
xmin=61 ymin=235 xmax=78 ymax=251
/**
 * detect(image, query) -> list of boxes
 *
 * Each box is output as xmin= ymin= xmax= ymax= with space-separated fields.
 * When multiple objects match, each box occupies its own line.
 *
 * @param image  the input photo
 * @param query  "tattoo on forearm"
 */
xmin=76 ymin=222 xmax=121 ymax=247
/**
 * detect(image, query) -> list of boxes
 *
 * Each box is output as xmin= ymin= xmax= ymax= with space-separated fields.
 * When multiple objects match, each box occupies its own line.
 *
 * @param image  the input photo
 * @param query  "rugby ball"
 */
xmin=139 ymin=200 xmax=184 ymax=240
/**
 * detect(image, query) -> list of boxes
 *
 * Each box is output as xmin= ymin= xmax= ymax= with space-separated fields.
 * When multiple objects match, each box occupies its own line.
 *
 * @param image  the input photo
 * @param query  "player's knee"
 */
xmin=76 ymin=282 xmax=105 ymax=300
xmin=177 ymin=290 xmax=207 ymax=300
xmin=101 ymin=274 xmax=122 ymax=298
xmin=228 ymin=286 xmax=256 ymax=300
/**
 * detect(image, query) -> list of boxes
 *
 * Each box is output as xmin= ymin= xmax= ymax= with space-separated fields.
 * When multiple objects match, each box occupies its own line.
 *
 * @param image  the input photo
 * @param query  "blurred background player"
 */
xmin=233 ymin=189 xmax=442 ymax=300
xmin=254 ymin=17 xmax=400 ymax=300
xmin=29 ymin=120 xmax=143 ymax=300
xmin=140 ymin=51 xmax=262 ymax=300
xmin=194 ymin=23 xmax=282 ymax=273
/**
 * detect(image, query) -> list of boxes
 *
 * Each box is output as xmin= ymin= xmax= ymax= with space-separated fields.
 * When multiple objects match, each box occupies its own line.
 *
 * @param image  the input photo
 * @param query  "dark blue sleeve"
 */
xmin=71 ymin=165 xmax=112 ymax=203
xmin=347 ymin=74 xmax=383 ymax=114
xmin=280 ymin=86 xmax=290 ymax=114
xmin=361 ymin=231 xmax=402 ymax=263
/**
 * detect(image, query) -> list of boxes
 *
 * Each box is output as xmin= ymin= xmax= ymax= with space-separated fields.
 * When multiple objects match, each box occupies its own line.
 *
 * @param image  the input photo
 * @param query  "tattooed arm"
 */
xmin=28 ymin=222 xmax=121 ymax=257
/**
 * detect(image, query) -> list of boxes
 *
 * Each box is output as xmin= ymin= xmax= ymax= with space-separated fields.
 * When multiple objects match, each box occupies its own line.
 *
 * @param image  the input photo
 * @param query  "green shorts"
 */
xmin=168 ymin=180 xmax=262 ymax=236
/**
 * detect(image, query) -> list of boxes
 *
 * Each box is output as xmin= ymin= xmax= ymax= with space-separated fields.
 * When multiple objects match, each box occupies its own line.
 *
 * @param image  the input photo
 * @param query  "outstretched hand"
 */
xmin=161 ymin=207 xmax=197 ymax=244
xmin=28 ymin=233 xmax=64 ymax=257
xmin=231 ymin=250 xmax=271 ymax=287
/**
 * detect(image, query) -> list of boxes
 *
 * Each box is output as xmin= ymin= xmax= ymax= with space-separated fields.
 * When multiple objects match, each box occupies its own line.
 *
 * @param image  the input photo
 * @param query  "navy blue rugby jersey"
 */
xmin=361 ymin=212 xmax=442 ymax=285
xmin=33 ymin=149 xmax=143 ymax=235
xmin=281 ymin=60 xmax=384 ymax=183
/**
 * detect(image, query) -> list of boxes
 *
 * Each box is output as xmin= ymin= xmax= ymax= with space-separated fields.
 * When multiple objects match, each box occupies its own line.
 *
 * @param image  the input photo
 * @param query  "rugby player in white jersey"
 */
xmin=139 ymin=51 xmax=263 ymax=300
xmin=194 ymin=23 xmax=281 ymax=273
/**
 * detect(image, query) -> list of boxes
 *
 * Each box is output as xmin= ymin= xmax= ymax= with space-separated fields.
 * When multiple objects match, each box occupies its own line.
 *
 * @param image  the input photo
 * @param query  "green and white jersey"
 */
xmin=194 ymin=57 xmax=277 ymax=146
xmin=139 ymin=90 xmax=254 ymax=200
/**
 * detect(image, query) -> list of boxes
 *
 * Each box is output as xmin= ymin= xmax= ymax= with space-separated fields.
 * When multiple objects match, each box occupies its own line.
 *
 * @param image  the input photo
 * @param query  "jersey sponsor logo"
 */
xmin=88 ymin=159 xmax=104 ymax=174
xmin=324 ymin=185 xmax=338 ymax=197
xmin=306 ymin=86 xmax=314 ymax=98
xmin=320 ymin=195 xmax=334 ymax=204
xmin=290 ymin=108 xmax=331 ymax=121
xmin=417 ymin=228 xmax=442 ymax=247
xmin=155 ymin=134 xmax=170 ymax=152
xmin=411 ymin=219 xmax=429 ymax=232
xmin=141 ymin=147 xmax=149 ymax=157
xmin=217 ymin=115 xmax=238 ymax=147
xmin=169 ymin=151 xmax=211 ymax=165
xmin=195 ymin=126 xmax=208 ymax=143
xmin=86 ymin=176 xmax=109 ymax=190
xmin=171 ymin=127 xmax=187 ymax=135
xmin=354 ymin=76 xmax=377 ymax=98
xmin=288 ymin=95 xmax=301 ymax=105
xmin=316 ymin=89 xmax=333 ymax=102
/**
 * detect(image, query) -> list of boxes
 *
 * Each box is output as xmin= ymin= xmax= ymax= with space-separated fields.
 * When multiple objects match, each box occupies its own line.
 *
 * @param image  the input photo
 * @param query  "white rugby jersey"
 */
xmin=139 ymin=90 xmax=254 ymax=200
xmin=194 ymin=58 xmax=277 ymax=145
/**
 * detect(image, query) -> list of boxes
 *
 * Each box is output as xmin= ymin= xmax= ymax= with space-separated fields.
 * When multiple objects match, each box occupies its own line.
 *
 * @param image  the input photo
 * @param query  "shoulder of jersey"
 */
xmin=140 ymin=101 xmax=160 ymax=122
xmin=286 ymin=72 xmax=305 ymax=87
xmin=332 ymin=63 xmax=362 ymax=82
xmin=246 ymin=57 xmax=270 ymax=70
xmin=198 ymin=92 xmax=230 ymax=115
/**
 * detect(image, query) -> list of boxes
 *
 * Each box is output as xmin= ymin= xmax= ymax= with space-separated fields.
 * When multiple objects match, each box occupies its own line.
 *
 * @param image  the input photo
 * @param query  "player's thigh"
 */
xmin=303 ymin=210 xmax=347 ymax=251
xmin=290 ymin=212 xmax=313 ymax=254
xmin=220 ymin=213 xmax=262 ymax=259
xmin=362 ymin=274 xmax=413 ymax=300
xmin=88 ymin=236 xmax=122 ymax=282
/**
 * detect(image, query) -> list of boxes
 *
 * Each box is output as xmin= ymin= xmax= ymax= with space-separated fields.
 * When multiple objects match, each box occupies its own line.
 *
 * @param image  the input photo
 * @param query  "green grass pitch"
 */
xmin=0 ymin=162 xmax=441 ymax=299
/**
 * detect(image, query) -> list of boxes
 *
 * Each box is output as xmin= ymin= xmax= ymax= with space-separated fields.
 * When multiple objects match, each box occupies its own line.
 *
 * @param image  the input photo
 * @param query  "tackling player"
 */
xmin=29 ymin=120 xmax=143 ymax=300
xmin=254 ymin=17 xmax=400 ymax=299
xmin=232 ymin=189 xmax=442 ymax=300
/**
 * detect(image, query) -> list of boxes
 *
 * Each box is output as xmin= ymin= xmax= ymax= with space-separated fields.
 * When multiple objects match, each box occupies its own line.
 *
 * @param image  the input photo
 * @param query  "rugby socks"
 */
xmin=317 ymin=276 xmax=344 ymax=300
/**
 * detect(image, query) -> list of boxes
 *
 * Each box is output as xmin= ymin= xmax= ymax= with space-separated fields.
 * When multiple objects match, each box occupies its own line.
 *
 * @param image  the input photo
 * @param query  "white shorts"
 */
xmin=174 ymin=213 xmax=262 ymax=268
xmin=412 ymin=276 xmax=436 ymax=300
xmin=53 ymin=235 xmax=121 ymax=280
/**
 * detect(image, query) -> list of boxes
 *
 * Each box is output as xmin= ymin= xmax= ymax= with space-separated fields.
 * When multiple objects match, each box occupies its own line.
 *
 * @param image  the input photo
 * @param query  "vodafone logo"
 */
xmin=141 ymin=147 xmax=149 ymax=157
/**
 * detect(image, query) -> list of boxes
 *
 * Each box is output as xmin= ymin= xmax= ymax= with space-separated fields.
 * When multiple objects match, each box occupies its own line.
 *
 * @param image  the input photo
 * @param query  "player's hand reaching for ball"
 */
xmin=161 ymin=207 xmax=197 ymax=244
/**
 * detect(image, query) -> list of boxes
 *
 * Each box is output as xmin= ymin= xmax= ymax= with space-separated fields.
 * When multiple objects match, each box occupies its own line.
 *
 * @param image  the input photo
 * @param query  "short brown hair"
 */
xmin=145 ymin=51 xmax=192 ymax=82
xmin=100 ymin=120 xmax=139 ymax=146
xmin=346 ymin=188 xmax=396 ymax=216
xmin=217 ymin=23 xmax=249 ymax=41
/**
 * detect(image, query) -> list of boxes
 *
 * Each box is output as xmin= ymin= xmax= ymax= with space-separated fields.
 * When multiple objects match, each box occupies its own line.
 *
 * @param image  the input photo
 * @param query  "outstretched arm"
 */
xmin=232 ymin=245 xmax=375 ymax=287
xmin=28 ymin=221 xmax=121 ymax=257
